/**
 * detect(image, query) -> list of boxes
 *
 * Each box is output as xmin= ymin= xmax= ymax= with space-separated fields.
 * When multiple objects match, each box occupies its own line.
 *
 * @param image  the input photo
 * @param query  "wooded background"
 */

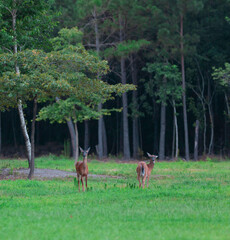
xmin=1 ymin=0 xmax=230 ymax=161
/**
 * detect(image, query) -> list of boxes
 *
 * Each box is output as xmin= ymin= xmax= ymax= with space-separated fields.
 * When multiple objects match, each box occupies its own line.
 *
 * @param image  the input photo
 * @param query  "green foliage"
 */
xmin=0 ymin=0 xmax=56 ymax=51
xmin=51 ymin=27 xmax=83 ymax=50
xmin=212 ymin=63 xmax=230 ymax=87
xmin=104 ymin=39 xmax=150 ymax=58
xmin=143 ymin=62 xmax=182 ymax=104
xmin=37 ymin=27 xmax=135 ymax=124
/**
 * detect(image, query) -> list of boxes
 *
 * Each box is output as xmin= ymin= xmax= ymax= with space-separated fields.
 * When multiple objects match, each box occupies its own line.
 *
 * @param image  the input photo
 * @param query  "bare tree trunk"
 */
xmin=208 ymin=103 xmax=214 ymax=154
xmin=224 ymin=93 xmax=230 ymax=154
xmin=98 ymin=103 xmax=103 ymax=158
xmin=116 ymin=98 xmax=120 ymax=155
xmin=12 ymin=7 xmax=31 ymax=166
xmin=194 ymin=120 xmax=199 ymax=161
xmin=119 ymin=16 xmax=130 ymax=159
xmin=0 ymin=112 xmax=1 ymax=154
xmin=159 ymin=102 xmax=166 ymax=160
xmin=121 ymin=58 xmax=130 ymax=159
xmin=225 ymin=92 xmax=230 ymax=117
xmin=102 ymin=119 xmax=107 ymax=156
xmin=208 ymin=78 xmax=214 ymax=155
xmin=180 ymin=14 xmax=190 ymax=161
xmin=28 ymin=97 xmax=37 ymax=179
xmin=172 ymin=114 xmax=175 ymax=159
xmin=84 ymin=120 xmax=89 ymax=149
xmin=74 ymin=121 xmax=79 ymax=162
xmin=153 ymin=99 xmax=159 ymax=153
xmin=18 ymin=100 xmax=31 ymax=166
xmin=66 ymin=119 xmax=76 ymax=159
xmin=173 ymin=100 xmax=179 ymax=160
xmin=93 ymin=8 xmax=107 ymax=159
xmin=202 ymin=102 xmax=207 ymax=155
xmin=130 ymin=55 xmax=139 ymax=159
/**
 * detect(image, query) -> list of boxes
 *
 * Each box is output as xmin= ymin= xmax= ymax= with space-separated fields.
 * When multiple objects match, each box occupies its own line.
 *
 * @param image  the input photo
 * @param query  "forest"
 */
xmin=1 ymin=0 xmax=230 ymax=166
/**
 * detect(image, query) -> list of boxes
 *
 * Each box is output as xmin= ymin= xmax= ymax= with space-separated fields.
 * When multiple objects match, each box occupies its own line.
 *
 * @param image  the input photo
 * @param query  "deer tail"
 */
xmin=141 ymin=164 xmax=145 ymax=177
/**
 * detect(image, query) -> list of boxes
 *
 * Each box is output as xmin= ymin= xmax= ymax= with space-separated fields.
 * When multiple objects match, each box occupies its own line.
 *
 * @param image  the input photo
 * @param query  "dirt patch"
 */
xmin=0 ymin=168 xmax=122 ymax=180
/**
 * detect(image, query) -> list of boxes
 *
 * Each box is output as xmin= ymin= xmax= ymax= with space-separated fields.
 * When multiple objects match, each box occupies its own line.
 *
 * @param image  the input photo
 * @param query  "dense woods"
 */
xmin=1 ymin=0 xmax=230 ymax=165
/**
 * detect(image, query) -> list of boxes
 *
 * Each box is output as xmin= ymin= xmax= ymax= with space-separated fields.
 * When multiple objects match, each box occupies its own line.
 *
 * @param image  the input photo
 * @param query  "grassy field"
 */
xmin=0 ymin=156 xmax=230 ymax=240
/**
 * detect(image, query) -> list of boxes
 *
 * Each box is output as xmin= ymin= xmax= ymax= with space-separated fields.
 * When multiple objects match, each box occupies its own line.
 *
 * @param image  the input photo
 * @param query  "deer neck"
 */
xmin=83 ymin=157 xmax=88 ymax=169
xmin=148 ymin=160 xmax=155 ymax=170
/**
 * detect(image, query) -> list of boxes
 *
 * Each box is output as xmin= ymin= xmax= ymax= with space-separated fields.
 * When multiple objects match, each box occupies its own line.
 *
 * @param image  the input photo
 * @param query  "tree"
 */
xmin=0 ymin=49 xmax=72 ymax=178
xmin=37 ymin=27 xmax=136 ymax=161
xmin=0 ymin=0 xmax=55 ymax=171
xmin=144 ymin=63 xmax=182 ymax=160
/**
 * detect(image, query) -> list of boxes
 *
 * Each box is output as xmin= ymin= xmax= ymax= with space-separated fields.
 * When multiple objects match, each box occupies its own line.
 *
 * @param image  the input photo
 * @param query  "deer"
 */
xmin=136 ymin=153 xmax=158 ymax=188
xmin=75 ymin=147 xmax=90 ymax=192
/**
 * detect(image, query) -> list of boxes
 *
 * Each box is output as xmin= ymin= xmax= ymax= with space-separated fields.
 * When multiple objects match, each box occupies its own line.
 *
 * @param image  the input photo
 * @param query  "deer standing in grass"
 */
xmin=75 ymin=147 xmax=90 ymax=192
xmin=136 ymin=153 xmax=158 ymax=188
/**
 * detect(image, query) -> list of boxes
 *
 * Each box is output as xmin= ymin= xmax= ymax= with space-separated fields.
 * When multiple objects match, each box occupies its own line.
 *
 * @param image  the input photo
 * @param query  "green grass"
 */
xmin=0 ymin=157 xmax=230 ymax=240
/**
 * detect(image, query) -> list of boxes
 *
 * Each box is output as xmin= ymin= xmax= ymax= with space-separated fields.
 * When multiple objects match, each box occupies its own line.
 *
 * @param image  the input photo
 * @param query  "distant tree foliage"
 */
xmin=1 ymin=0 xmax=230 ymax=160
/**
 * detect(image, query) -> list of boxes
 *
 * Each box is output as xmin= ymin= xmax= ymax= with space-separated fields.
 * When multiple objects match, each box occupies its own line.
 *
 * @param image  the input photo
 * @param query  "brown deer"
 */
xmin=136 ymin=153 xmax=158 ymax=188
xmin=75 ymin=147 xmax=90 ymax=192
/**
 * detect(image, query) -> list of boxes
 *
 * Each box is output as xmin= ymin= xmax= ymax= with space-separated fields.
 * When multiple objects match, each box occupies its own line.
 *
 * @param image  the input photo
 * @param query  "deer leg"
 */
xmin=81 ymin=176 xmax=85 ymax=192
xmin=85 ymin=175 xmax=88 ymax=190
xmin=77 ymin=174 xmax=80 ymax=192
xmin=142 ymin=175 xmax=147 ymax=189
xmin=137 ymin=175 xmax=141 ymax=188
xmin=147 ymin=175 xmax=150 ymax=188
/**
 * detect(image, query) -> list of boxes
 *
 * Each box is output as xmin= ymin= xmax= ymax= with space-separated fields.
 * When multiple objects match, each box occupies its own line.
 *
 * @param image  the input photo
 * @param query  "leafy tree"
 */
xmin=144 ymin=62 xmax=182 ymax=159
xmin=0 ymin=0 xmax=56 ymax=176
xmin=37 ymin=27 xmax=136 ymax=161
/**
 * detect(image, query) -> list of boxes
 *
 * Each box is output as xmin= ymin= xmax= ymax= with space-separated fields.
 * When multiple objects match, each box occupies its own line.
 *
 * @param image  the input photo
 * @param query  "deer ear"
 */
xmin=87 ymin=147 xmax=91 ymax=153
xmin=79 ymin=147 xmax=84 ymax=153
xmin=147 ymin=152 xmax=151 ymax=157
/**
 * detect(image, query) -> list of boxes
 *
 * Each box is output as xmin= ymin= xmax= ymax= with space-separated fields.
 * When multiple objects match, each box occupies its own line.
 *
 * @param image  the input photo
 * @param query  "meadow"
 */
xmin=0 ymin=156 xmax=230 ymax=240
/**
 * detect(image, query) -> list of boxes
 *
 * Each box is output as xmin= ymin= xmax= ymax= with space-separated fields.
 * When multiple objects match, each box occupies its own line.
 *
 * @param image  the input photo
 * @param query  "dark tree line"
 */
xmin=1 ymin=0 xmax=230 ymax=162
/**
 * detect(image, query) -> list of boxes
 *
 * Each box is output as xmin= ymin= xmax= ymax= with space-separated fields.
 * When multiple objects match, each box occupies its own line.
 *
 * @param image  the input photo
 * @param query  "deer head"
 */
xmin=147 ymin=152 xmax=158 ymax=163
xmin=79 ymin=147 xmax=91 ymax=159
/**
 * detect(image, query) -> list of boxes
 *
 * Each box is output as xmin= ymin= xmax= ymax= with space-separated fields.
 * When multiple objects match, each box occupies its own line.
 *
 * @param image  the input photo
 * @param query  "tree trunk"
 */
xmin=172 ymin=100 xmax=179 ymax=160
xmin=202 ymin=102 xmax=207 ymax=155
xmin=159 ymin=102 xmax=166 ymax=160
xmin=66 ymin=119 xmax=77 ymax=159
xmin=172 ymin=112 xmax=175 ymax=159
xmin=98 ymin=103 xmax=103 ymax=159
xmin=153 ymin=99 xmax=159 ymax=153
xmin=194 ymin=120 xmax=199 ymax=161
xmin=180 ymin=14 xmax=190 ymax=161
xmin=74 ymin=121 xmax=79 ymax=162
xmin=18 ymin=100 xmax=31 ymax=166
xmin=130 ymin=55 xmax=139 ymax=159
xmin=84 ymin=120 xmax=89 ymax=149
xmin=102 ymin=118 xmax=107 ymax=157
xmin=224 ymin=92 xmax=230 ymax=154
xmin=93 ymin=8 xmax=107 ymax=159
xmin=207 ymin=78 xmax=214 ymax=155
xmin=208 ymin=103 xmax=214 ymax=155
xmin=225 ymin=92 xmax=230 ymax=117
xmin=173 ymin=100 xmax=179 ymax=160
xmin=0 ymin=112 xmax=1 ymax=154
xmin=119 ymin=16 xmax=130 ymax=159
xmin=28 ymin=97 xmax=37 ymax=179
xmin=12 ymin=8 xmax=32 ymax=166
